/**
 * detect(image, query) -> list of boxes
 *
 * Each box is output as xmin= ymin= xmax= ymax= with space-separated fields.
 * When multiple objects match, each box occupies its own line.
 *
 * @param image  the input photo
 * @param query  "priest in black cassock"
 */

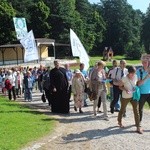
xmin=50 ymin=60 xmax=70 ymax=113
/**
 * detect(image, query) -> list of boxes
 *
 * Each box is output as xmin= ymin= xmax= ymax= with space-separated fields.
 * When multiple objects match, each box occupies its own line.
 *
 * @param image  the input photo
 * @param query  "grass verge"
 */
xmin=0 ymin=96 xmax=56 ymax=150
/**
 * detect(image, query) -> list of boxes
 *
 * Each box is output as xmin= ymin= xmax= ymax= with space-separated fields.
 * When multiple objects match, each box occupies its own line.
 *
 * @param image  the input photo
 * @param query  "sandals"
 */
xmin=118 ymin=122 xmax=143 ymax=134
xmin=118 ymin=122 xmax=124 ymax=128
xmin=136 ymin=128 xmax=143 ymax=134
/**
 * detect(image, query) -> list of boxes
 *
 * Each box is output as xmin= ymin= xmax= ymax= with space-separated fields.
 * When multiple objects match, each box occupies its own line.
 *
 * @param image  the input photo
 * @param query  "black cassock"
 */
xmin=50 ymin=67 xmax=69 ymax=113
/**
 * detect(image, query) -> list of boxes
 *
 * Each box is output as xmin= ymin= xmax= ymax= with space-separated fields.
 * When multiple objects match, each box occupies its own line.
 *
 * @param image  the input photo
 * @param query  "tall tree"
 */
xmin=142 ymin=5 xmax=150 ymax=53
xmin=90 ymin=6 xmax=106 ymax=54
xmin=99 ymin=0 xmax=143 ymax=56
xmin=100 ymin=0 xmax=130 ymax=54
xmin=28 ymin=0 xmax=51 ymax=38
xmin=75 ymin=0 xmax=94 ymax=52
xmin=0 ymin=0 xmax=16 ymax=45
xmin=7 ymin=0 xmax=34 ymax=20
xmin=124 ymin=8 xmax=144 ymax=59
xmin=47 ymin=0 xmax=77 ymax=43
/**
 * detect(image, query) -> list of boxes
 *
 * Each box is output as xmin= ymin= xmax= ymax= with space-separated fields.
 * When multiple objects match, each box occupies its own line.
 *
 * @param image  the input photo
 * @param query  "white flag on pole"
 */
xmin=70 ymin=29 xmax=89 ymax=70
xmin=20 ymin=30 xmax=38 ymax=62
xmin=13 ymin=17 xmax=28 ymax=40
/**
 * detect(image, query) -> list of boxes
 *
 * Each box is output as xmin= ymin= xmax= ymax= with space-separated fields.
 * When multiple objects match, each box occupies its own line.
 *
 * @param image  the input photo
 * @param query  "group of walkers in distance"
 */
xmin=0 ymin=58 xmax=150 ymax=134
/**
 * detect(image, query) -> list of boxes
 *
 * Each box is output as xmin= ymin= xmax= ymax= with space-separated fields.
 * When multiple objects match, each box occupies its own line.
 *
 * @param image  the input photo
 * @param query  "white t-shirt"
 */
xmin=121 ymin=75 xmax=138 ymax=98
xmin=111 ymin=67 xmax=128 ymax=85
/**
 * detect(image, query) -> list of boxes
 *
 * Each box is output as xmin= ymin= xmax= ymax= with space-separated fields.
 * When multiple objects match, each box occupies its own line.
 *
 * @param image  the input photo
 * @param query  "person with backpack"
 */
xmin=5 ymin=70 xmax=16 ymax=100
xmin=42 ymin=67 xmax=51 ymax=106
xmin=118 ymin=66 xmax=143 ymax=134
xmin=110 ymin=60 xmax=128 ymax=114
xmin=108 ymin=60 xmax=120 ymax=111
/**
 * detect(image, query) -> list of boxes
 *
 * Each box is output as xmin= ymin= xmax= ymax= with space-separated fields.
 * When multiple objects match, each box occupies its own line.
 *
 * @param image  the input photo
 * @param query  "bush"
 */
xmin=125 ymin=42 xmax=145 ymax=59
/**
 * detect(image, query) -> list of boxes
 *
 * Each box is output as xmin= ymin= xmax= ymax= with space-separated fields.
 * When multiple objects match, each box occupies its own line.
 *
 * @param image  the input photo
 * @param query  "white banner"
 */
xmin=20 ymin=30 xmax=38 ymax=62
xmin=70 ymin=29 xmax=89 ymax=70
xmin=13 ymin=17 xmax=28 ymax=40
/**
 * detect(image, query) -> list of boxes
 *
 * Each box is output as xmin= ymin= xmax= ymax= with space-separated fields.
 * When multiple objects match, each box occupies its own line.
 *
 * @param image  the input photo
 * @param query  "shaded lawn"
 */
xmin=70 ymin=56 xmax=141 ymax=70
xmin=0 ymin=96 xmax=56 ymax=150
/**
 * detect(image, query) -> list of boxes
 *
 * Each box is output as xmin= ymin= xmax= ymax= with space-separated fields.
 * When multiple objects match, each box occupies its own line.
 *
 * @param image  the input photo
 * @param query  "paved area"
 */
xmin=17 ymin=92 xmax=150 ymax=150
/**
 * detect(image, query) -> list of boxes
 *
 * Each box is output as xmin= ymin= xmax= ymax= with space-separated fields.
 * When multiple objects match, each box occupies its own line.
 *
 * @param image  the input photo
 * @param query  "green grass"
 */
xmin=70 ymin=55 xmax=141 ymax=70
xmin=0 ymin=96 xmax=56 ymax=150
xmin=144 ymin=102 xmax=150 ymax=109
xmin=88 ymin=55 xmax=141 ymax=67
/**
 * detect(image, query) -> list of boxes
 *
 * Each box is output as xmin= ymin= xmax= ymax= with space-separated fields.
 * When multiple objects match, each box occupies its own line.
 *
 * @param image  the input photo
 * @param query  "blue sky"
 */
xmin=89 ymin=0 xmax=150 ymax=13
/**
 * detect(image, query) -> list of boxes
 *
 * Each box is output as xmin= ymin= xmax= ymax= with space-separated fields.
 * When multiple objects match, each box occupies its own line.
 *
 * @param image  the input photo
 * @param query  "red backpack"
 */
xmin=5 ymin=79 xmax=12 ymax=90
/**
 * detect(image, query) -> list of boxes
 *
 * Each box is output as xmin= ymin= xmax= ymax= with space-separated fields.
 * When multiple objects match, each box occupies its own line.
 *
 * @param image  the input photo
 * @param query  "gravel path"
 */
xmin=21 ymin=92 xmax=150 ymax=150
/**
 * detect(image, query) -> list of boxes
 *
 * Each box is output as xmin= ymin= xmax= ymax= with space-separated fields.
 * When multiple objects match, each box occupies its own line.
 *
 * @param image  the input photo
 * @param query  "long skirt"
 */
xmin=51 ymin=90 xmax=69 ymax=114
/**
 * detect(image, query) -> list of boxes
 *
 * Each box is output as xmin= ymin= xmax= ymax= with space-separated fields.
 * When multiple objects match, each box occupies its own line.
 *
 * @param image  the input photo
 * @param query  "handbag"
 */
xmin=133 ymin=86 xmax=140 ymax=101
xmin=41 ymin=93 xmax=46 ymax=103
xmin=128 ymin=78 xmax=140 ymax=101
xmin=89 ymin=91 xmax=97 ymax=101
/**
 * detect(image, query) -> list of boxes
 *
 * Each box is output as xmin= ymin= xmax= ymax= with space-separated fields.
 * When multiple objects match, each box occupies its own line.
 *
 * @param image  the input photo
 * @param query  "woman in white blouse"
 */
xmin=118 ymin=66 xmax=143 ymax=134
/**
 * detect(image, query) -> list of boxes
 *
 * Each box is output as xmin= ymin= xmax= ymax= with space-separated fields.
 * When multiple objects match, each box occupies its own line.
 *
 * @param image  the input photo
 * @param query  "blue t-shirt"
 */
xmin=66 ymin=70 xmax=73 ymax=81
xmin=80 ymin=70 xmax=88 ymax=78
xmin=136 ymin=67 xmax=150 ymax=94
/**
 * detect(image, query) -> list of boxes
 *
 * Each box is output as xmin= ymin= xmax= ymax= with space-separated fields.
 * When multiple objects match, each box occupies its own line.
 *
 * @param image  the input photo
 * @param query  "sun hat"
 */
xmin=8 ymin=70 xmax=12 ymax=73
xmin=75 ymin=69 xmax=81 ymax=74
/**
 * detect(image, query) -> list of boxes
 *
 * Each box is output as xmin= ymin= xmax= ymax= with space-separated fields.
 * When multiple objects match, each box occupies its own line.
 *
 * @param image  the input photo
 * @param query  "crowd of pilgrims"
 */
xmin=0 ymin=59 xmax=150 ymax=134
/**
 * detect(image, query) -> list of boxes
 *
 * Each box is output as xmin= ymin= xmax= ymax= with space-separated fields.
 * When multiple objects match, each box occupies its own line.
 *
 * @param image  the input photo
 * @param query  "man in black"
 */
xmin=50 ymin=60 xmax=69 ymax=113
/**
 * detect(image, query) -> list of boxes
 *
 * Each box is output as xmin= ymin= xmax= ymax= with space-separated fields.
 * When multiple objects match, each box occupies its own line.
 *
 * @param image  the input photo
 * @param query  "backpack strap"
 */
xmin=139 ymin=68 xmax=143 ymax=80
xmin=115 ymin=67 xmax=119 ymax=79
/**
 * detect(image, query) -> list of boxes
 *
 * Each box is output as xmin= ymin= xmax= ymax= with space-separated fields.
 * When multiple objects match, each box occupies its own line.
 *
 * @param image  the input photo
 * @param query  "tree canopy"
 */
xmin=0 ymin=0 xmax=150 ymax=58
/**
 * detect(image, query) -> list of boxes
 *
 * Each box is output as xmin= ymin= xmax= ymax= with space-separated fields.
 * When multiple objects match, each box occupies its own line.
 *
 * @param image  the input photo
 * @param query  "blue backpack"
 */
xmin=133 ymin=86 xmax=140 ymax=101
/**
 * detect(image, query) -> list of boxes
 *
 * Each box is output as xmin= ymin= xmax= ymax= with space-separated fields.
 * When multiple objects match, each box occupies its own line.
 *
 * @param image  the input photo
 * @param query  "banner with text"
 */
xmin=20 ymin=30 xmax=38 ymax=62
xmin=13 ymin=17 xmax=28 ymax=40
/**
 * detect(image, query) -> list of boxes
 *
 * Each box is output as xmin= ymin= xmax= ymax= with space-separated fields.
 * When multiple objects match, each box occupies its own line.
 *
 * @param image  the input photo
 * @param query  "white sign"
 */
xmin=20 ymin=30 xmax=38 ymax=62
xmin=13 ymin=17 xmax=28 ymax=40
xmin=70 ymin=29 xmax=89 ymax=70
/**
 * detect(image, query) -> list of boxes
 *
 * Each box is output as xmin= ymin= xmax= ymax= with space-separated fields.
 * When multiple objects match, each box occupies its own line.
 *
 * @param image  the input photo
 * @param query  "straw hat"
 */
xmin=75 ymin=69 xmax=81 ymax=74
